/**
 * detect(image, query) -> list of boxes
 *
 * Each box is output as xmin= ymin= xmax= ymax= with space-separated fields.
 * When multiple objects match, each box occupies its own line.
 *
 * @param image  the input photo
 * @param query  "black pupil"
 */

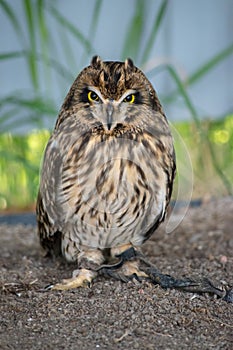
xmin=126 ymin=95 xmax=132 ymax=102
xmin=91 ymin=92 xmax=98 ymax=100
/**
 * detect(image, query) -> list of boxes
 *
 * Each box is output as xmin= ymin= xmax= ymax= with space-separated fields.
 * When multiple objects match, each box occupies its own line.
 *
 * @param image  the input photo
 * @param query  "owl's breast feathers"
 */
xmin=37 ymin=120 xmax=175 ymax=253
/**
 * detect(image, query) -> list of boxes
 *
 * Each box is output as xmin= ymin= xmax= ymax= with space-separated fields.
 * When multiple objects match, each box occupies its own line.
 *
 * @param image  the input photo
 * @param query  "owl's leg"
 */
xmin=46 ymin=249 xmax=105 ymax=290
xmin=98 ymin=244 xmax=148 ymax=283
xmin=97 ymin=246 xmax=227 ymax=300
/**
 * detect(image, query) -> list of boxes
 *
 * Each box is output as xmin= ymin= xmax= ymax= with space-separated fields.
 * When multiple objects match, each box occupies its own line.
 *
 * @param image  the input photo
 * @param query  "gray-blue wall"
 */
xmin=1 ymin=0 xmax=233 ymax=130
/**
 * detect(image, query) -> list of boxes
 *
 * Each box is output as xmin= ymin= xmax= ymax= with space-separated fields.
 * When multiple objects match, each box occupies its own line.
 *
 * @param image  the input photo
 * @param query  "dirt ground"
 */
xmin=0 ymin=197 xmax=233 ymax=350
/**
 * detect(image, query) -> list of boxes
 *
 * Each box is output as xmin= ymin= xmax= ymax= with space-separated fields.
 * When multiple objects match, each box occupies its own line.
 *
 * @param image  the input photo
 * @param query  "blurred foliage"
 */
xmin=0 ymin=116 xmax=232 ymax=210
xmin=0 ymin=0 xmax=233 ymax=210
xmin=0 ymin=130 xmax=50 ymax=209
xmin=174 ymin=115 xmax=233 ymax=199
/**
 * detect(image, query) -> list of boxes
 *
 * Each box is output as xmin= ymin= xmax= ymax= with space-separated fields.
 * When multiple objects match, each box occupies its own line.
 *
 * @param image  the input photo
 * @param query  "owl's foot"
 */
xmin=99 ymin=260 xmax=148 ymax=283
xmin=45 ymin=248 xmax=105 ymax=290
xmin=108 ymin=248 xmax=232 ymax=301
xmin=97 ymin=246 xmax=149 ymax=283
xmin=45 ymin=268 xmax=96 ymax=290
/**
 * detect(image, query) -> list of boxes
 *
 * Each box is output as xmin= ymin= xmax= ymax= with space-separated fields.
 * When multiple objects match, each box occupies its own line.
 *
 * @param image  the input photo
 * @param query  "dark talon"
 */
xmin=223 ymin=288 xmax=233 ymax=303
xmin=188 ymin=278 xmax=224 ymax=297
xmin=86 ymin=281 xmax=92 ymax=288
xmin=43 ymin=284 xmax=54 ymax=291
xmin=131 ymin=273 xmax=142 ymax=283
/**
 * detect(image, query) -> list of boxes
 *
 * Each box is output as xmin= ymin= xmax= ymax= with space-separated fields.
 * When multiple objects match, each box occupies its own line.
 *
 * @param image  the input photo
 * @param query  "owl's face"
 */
xmin=62 ymin=56 xmax=163 ymax=133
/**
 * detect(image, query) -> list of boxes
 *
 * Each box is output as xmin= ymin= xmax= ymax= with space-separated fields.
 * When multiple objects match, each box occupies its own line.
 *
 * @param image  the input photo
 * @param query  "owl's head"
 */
xmin=62 ymin=56 xmax=163 ymax=133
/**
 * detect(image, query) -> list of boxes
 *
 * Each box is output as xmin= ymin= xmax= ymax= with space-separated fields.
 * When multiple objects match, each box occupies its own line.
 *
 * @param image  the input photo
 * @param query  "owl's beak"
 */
xmin=106 ymin=102 xmax=114 ymax=130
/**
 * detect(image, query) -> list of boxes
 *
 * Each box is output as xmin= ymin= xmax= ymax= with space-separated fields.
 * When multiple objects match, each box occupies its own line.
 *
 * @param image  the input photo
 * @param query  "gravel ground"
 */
xmin=0 ymin=197 xmax=233 ymax=350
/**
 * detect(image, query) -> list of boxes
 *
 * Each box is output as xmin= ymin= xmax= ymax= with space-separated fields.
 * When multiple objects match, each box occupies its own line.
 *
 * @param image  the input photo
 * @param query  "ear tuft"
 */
xmin=125 ymin=58 xmax=134 ymax=73
xmin=91 ymin=55 xmax=103 ymax=69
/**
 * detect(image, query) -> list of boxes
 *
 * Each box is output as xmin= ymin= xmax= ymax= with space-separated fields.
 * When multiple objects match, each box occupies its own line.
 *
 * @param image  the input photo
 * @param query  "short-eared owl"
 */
xmin=36 ymin=56 xmax=176 ymax=290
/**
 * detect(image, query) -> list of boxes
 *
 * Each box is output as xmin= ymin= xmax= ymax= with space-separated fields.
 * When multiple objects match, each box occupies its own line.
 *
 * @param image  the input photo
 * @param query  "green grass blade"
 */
xmin=37 ymin=0 xmax=51 ymax=91
xmin=163 ymin=64 xmax=232 ymax=194
xmin=23 ymin=0 xmax=39 ymax=90
xmin=0 ymin=115 xmax=46 ymax=132
xmin=165 ymin=64 xmax=201 ymax=127
xmin=58 ymin=26 xmax=77 ymax=70
xmin=23 ymin=0 xmax=35 ymax=48
xmin=121 ymin=0 xmax=145 ymax=61
xmin=89 ymin=0 xmax=103 ymax=38
xmin=37 ymin=0 xmax=49 ymax=45
xmin=48 ymin=57 xmax=75 ymax=82
xmin=141 ymin=0 xmax=168 ymax=64
xmin=0 ymin=95 xmax=57 ymax=115
xmin=206 ymin=135 xmax=232 ymax=194
xmin=0 ymin=49 xmax=73 ymax=83
xmin=186 ymin=43 xmax=233 ymax=85
xmin=80 ymin=0 xmax=103 ymax=63
xmin=49 ymin=5 xmax=94 ymax=55
xmin=38 ymin=1 xmax=75 ymax=87
xmin=0 ymin=108 xmax=19 ymax=125
xmin=0 ymin=0 xmax=24 ymax=41
xmin=165 ymin=43 xmax=233 ymax=104
xmin=80 ymin=0 xmax=103 ymax=64
xmin=0 ymin=51 xmax=26 ymax=60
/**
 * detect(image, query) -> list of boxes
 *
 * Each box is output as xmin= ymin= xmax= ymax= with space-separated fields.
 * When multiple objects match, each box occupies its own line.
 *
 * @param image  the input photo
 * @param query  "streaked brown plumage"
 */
xmin=36 ymin=56 xmax=176 ymax=290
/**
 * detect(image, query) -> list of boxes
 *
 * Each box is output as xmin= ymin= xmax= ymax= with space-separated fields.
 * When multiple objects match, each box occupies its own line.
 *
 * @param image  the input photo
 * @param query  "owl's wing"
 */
xmin=36 ymin=133 xmax=67 ymax=255
xmin=141 ymin=118 xmax=176 ymax=243
xmin=165 ymin=147 xmax=176 ymax=209
xmin=36 ymin=113 xmax=92 ymax=255
xmin=147 ymin=155 xmax=176 ymax=242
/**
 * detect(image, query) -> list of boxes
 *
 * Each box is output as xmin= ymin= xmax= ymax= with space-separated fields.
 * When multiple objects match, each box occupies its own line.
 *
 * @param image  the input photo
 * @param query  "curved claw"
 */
xmin=44 ymin=284 xmax=55 ymax=291
xmin=223 ymin=288 xmax=233 ymax=303
xmin=38 ymin=269 xmax=96 ymax=291
xmin=176 ymin=278 xmax=224 ymax=297
xmin=37 ymin=284 xmax=55 ymax=292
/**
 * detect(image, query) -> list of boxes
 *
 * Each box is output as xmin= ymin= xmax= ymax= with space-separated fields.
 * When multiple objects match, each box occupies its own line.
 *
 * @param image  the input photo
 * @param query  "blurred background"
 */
xmin=0 ymin=0 xmax=232 ymax=212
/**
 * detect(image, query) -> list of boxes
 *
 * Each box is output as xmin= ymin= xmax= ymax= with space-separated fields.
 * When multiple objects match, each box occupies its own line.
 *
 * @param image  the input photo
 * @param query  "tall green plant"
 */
xmin=0 ymin=0 xmax=232 ymax=209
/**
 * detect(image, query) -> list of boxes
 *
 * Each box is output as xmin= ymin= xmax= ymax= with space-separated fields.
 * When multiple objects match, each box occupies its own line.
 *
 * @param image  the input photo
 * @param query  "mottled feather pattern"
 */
xmin=36 ymin=56 xmax=176 ymax=262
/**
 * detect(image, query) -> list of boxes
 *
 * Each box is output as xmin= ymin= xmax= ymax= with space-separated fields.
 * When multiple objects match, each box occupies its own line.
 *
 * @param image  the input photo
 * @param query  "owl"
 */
xmin=36 ymin=56 xmax=176 ymax=290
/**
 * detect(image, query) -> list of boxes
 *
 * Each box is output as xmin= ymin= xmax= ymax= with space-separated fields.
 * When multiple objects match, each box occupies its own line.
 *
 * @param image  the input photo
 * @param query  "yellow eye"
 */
xmin=123 ymin=94 xmax=135 ymax=104
xmin=88 ymin=91 xmax=99 ymax=102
